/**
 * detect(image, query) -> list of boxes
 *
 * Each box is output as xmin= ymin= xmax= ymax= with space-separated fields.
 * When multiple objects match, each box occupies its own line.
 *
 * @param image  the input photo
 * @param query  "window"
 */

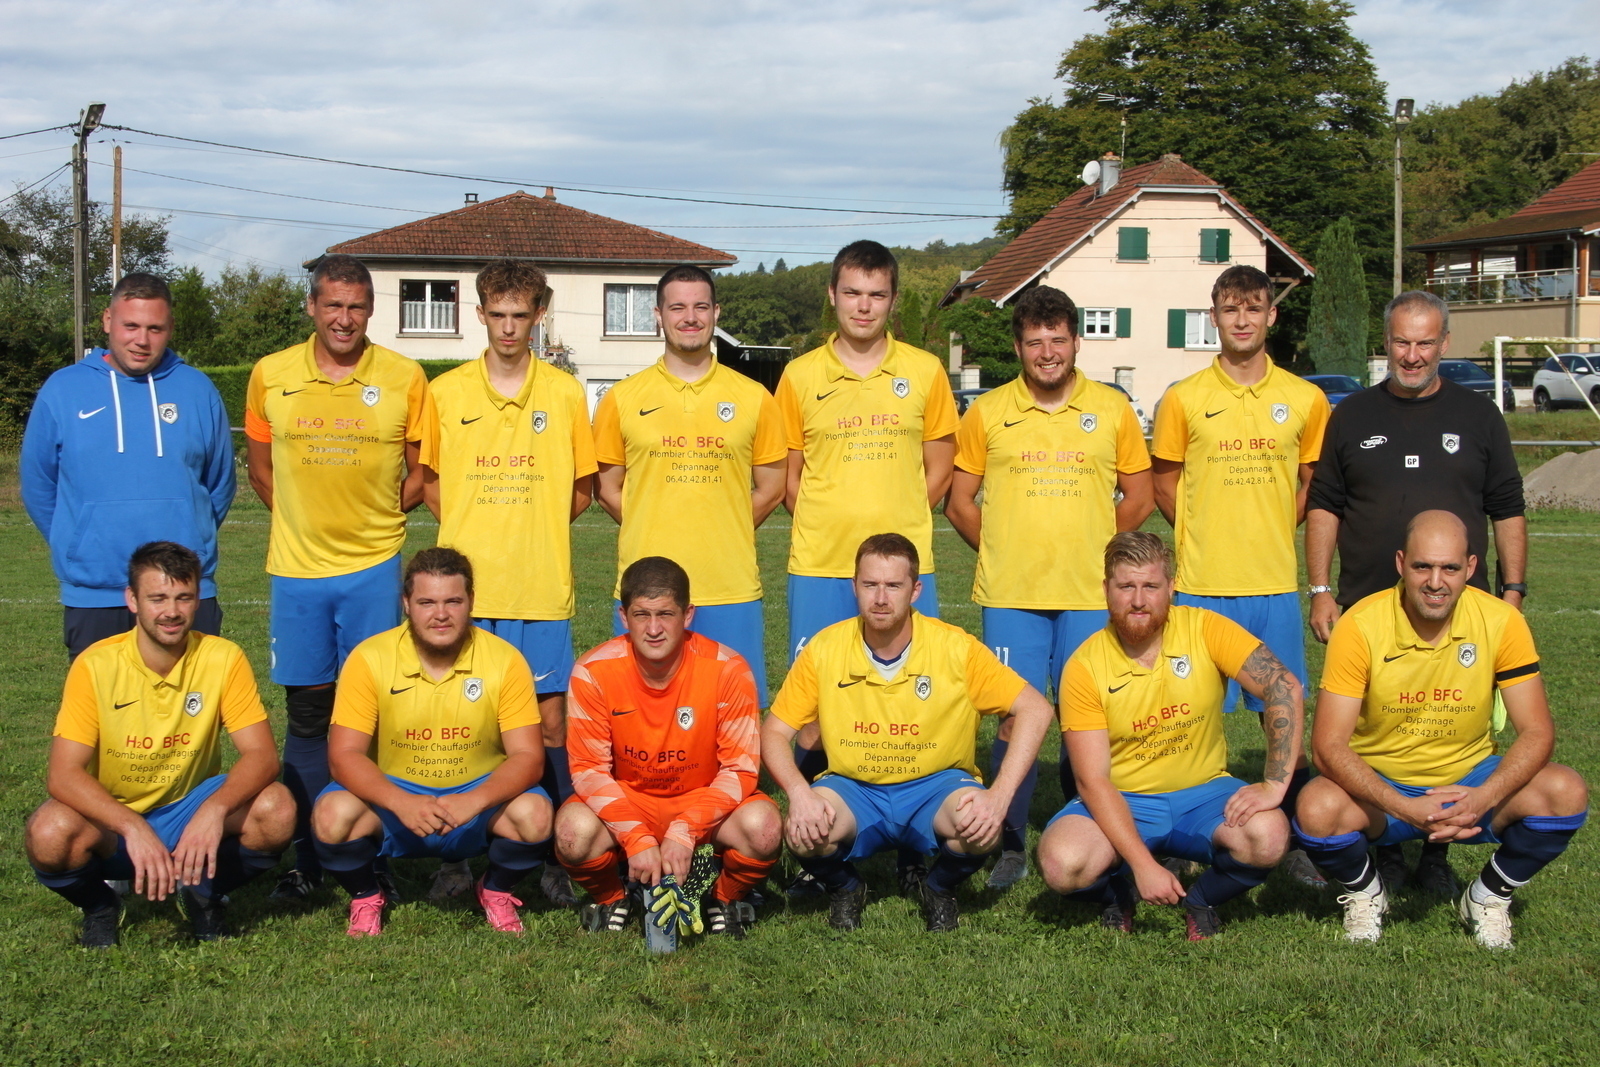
xmin=1117 ymin=227 xmax=1148 ymax=261
xmin=1200 ymin=228 xmax=1231 ymax=263
xmin=605 ymin=284 xmax=658 ymax=336
xmin=399 ymin=280 xmax=458 ymax=333
xmin=1167 ymin=309 xmax=1219 ymax=349
xmin=1080 ymin=308 xmax=1131 ymax=339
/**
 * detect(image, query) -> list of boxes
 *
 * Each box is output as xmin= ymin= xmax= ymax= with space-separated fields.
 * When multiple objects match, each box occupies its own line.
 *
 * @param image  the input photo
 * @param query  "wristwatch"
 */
xmin=1307 ymin=585 xmax=1333 ymax=596
xmin=1501 ymin=582 xmax=1528 ymax=596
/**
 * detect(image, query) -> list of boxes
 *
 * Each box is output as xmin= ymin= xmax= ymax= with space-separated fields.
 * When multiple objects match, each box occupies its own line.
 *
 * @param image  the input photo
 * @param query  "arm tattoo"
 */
xmin=1241 ymin=644 xmax=1298 ymax=785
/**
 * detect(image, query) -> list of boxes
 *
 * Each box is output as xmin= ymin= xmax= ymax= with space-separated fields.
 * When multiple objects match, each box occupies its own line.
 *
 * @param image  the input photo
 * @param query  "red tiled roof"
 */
xmin=1514 ymin=159 xmax=1600 ymax=218
xmin=320 ymin=191 xmax=735 ymax=266
xmin=1408 ymin=161 xmax=1600 ymax=251
xmin=942 ymin=154 xmax=1311 ymax=307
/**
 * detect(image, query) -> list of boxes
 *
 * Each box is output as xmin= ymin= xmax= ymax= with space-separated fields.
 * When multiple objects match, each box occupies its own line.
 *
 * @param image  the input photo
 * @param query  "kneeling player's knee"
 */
xmin=727 ymin=800 xmax=782 ymax=858
xmin=23 ymin=802 xmax=92 ymax=869
xmin=285 ymin=684 xmax=335 ymax=739
xmin=1540 ymin=764 xmax=1589 ymax=815
xmin=1293 ymin=776 xmax=1355 ymax=835
xmin=1036 ymin=828 xmax=1097 ymax=893
xmin=245 ymin=783 xmax=297 ymax=849
xmin=310 ymin=791 xmax=362 ymax=843
xmin=1238 ymin=810 xmax=1289 ymax=867
xmin=554 ymin=804 xmax=602 ymax=861
xmin=504 ymin=792 xmax=554 ymax=841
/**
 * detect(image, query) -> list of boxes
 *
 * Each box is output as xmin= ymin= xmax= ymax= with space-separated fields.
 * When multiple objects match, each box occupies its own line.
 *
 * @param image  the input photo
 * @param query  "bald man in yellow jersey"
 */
xmin=311 ymin=548 xmax=554 ymax=937
xmin=1037 ymin=532 xmax=1303 ymax=940
xmin=25 ymin=542 xmax=294 ymax=947
xmin=1294 ymin=511 xmax=1587 ymax=948
xmin=593 ymin=264 xmax=787 ymax=704
xmin=422 ymin=258 xmax=595 ymax=904
xmin=947 ymin=284 xmax=1153 ymax=887
xmin=244 ymin=254 xmax=427 ymax=896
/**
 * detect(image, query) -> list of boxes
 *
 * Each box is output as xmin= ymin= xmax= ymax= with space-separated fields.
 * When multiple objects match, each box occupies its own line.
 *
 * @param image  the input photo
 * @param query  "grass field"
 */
xmin=1 ymin=459 xmax=1598 ymax=1066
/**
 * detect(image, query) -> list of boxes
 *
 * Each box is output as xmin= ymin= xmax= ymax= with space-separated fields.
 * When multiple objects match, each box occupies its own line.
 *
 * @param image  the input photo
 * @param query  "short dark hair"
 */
xmin=854 ymin=532 xmax=919 ymax=577
xmin=476 ymin=258 xmax=550 ymax=309
xmin=656 ymin=264 xmax=717 ymax=307
xmin=620 ymin=556 xmax=691 ymax=611
xmin=1103 ymin=531 xmax=1175 ymax=580
xmin=404 ymin=546 xmax=474 ymax=598
xmin=831 ymin=240 xmax=898 ymax=294
xmin=309 ymin=254 xmax=375 ymax=305
xmin=1211 ymin=264 xmax=1274 ymax=307
xmin=109 ymin=272 xmax=171 ymax=308
xmin=1011 ymin=285 xmax=1078 ymax=342
xmin=127 ymin=541 xmax=200 ymax=592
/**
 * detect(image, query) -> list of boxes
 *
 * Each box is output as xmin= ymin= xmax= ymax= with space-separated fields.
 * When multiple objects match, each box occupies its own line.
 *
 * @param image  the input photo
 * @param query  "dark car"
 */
xmin=1303 ymin=374 xmax=1362 ymax=406
xmin=954 ymin=387 xmax=989 ymax=414
xmin=1438 ymin=359 xmax=1515 ymax=412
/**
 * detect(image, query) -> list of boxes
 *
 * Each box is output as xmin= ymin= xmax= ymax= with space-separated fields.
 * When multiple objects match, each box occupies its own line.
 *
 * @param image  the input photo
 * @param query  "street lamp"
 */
xmin=1392 ymin=98 xmax=1413 ymax=298
xmin=72 ymin=102 xmax=105 ymax=362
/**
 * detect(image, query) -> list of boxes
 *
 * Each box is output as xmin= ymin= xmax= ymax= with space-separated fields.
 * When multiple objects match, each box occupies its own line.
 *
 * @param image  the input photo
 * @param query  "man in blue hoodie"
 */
xmin=22 ymin=273 xmax=236 ymax=660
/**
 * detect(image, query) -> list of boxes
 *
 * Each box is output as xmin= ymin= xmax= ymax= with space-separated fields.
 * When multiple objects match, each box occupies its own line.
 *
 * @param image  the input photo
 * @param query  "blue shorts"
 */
xmin=1048 ymin=776 xmax=1249 ymax=865
xmin=1174 ymin=591 xmax=1306 ymax=714
xmin=1372 ymin=756 xmax=1503 ymax=846
xmin=614 ymin=599 xmax=768 ymax=706
xmin=982 ymin=607 xmax=1107 ymax=699
xmin=813 ymin=768 xmax=979 ymax=861
xmin=320 ymin=774 xmax=551 ymax=862
xmin=270 ymin=555 xmax=402 ymax=686
xmin=103 ymin=774 xmax=228 ymax=880
xmin=476 ymin=617 xmax=574 ymax=696
xmin=787 ymin=573 xmax=939 ymax=663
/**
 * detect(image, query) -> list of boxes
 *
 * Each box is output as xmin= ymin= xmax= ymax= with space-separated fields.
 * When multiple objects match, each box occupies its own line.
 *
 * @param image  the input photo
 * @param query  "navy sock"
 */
xmin=485 ymin=837 xmax=551 ymax=893
xmin=282 ymin=732 xmax=331 ymax=876
xmin=1283 ymin=765 xmax=1312 ymax=814
xmin=1058 ymin=738 xmax=1077 ymax=804
xmin=34 ymin=860 xmax=118 ymax=912
xmin=1481 ymin=811 xmax=1588 ymax=896
xmin=1293 ymin=821 xmax=1377 ymax=892
xmin=1185 ymin=849 xmax=1273 ymax=909
xmin=315 ymin=836 xmax=380 ymax=899
xmin=989 ymin=739 xmax=1038 ymax=853
xmin=1067 ymin=870 xmax=1131 ymax=907
xmin=794 ymin=744 xmax=829 ymax=784
xmin=796 ymin=848 xmax=861 ymax=893
xmin=540 ymin=745 xmax=572 ymax=806
xmin=201 ymin=838 xmax=283 ymax=901
xmin=924 ymin=843 xmax=986 ymax=895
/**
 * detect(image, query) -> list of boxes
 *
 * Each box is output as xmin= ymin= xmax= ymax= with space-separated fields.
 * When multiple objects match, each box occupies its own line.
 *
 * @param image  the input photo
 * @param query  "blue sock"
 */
xmin=198 ymin=838 xmax=283 ymax=901
xmin=989 ymin=738 xmax=1038 ymax=854
xmin=541 ymin=745 xmax=572 ymax=805
xmin=1185 ymin=849 xmax=1272 ymax=908
xmin=1068 ymin=870 xmax=1131 ymax=907
xmin=1480 ymin=811 xmax=1587 ymax=896
xmin=315 ymin=836 xmax=380 ymax=899
xmin=282 ymin=733 xmax=331 ymax=876
xmin=34 ymin=860 xmax=117 ymax=912
xmin=1058 ymin=738 xmax=1077 ymax=803
xmin=485 ymin=837 xmax=550 ymax=893
xmin=795 ymin=744 xmax=829 ymax=784
xmin=797 ymin=848 xmax=861 ymax=893
xmin=925 ymin=843 xmax=986 ymax=895
xmin=1293 ymin=821 xmax=1377 ymax=892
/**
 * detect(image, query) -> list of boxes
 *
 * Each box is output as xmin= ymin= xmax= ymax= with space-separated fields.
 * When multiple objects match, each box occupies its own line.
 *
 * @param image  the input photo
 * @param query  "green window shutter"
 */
xmin=1167 ymin=309 xmax=1186 ymax=349
xmin=1078 ymin=306 xmax=1086 ymax=335
xmin=1200 ymin=228 xmax=1232 ymax=263
xmin=1116 ymin=307 xmax=1132 ymax=338
xmin=1216 ymin=228 xmax=1230 ymax=263
xmin=1118 ymin=227 xmax=1148 ymax=261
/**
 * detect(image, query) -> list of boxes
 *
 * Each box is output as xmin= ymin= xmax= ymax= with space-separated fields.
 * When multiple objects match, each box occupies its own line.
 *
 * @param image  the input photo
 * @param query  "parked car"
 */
xmin=1531 ymin=353 xmax=1600 ymax=412
xmin=954 ymin=387 xmax=989 ymax=414
xmin=1303 ymin=373 xmax=1363 ymax=406
xmin=1438 ymin=359 xmax=1515 ymax=412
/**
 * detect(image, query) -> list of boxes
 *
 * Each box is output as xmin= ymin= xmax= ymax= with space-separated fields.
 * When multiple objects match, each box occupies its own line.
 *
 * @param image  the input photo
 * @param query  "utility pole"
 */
xmin=111 ymin=145 xmax=123 ymax=286
xmin=1392 ymin=98 xmax=1413 ymax=297
xmin=71 ymin=102 xmax=105 ymax=362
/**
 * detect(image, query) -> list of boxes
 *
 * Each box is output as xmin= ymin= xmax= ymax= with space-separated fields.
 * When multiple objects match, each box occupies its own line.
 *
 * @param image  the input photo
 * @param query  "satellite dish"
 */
xmin=1081 ymin=160 xmax=1102 ymax=185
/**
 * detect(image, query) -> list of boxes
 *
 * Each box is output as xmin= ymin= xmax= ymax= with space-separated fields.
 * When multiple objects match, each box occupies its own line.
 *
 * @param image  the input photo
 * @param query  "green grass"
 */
xmin=1 ymin=482 xmax=1598 ymax=1066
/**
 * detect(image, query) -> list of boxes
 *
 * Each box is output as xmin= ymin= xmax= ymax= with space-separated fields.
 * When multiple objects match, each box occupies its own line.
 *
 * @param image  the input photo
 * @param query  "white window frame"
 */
xmin=1184 ymin=309 xmax=1220 ymax=350
xmin=1082 ymin=308 xmax=1116 ymax=339
xmin=399 ymin=279 xmax=458 ymax=334
xmin=604 ymin=283 xmax=659 ymax=337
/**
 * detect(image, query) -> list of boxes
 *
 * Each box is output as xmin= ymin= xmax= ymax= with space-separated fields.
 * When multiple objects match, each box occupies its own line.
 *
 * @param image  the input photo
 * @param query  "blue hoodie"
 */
xmin=21 ymin=348 xmax=236 ymax=607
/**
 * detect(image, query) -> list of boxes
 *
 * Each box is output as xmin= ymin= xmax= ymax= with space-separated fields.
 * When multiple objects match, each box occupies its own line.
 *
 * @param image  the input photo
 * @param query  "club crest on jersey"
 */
xmin=532 ymin=410 xmax=548 ymax=434
xmin=1080 ymin=412 xmax=1098 ymax=433
xmin=183 ymin=692 xmax=203 ymax=717
xmin=892 ymin=377 xmax=910 ymax=399
xmin=158 ymin=403 xmax=179 ymax=424
xmin=361 ymin=385 xmax=381 ymax=408
xmin=1442 ymin=433 xmax=1460 ymax=454
xmin=1458 ymin=643 xmax=1477 ymax=669
xmin=717 ymin=401 xmax=735 ymax=423
xmin=1271 ymin=403 xmax=1289 ymax=425
xmin=914 ymin=675 xmax=932 ymax=700
xmin=676 ymin=705 xmax=695 ymax=730
xmin=1171 ymin=655 xmax=1192 ymax=679
xmin=463 ymin=677 xmax=484 ymax=702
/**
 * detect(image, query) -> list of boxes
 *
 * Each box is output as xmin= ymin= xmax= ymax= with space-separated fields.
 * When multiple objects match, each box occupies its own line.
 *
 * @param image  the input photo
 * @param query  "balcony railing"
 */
xmin=401 ymin=300 xmax=457 ymax=333
xmin=1424 ymin=268 xmax=1575 ymax=305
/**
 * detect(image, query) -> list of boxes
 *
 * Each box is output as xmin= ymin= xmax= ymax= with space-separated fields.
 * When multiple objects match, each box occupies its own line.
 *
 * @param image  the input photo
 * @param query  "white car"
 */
xmin=1532 ymin=353 xmax=1600 ymax=412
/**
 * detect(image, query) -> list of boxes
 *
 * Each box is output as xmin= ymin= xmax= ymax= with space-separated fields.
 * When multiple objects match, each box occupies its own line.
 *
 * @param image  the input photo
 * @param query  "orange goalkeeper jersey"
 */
xmin=567 ymin=631 xmax=760 ymax=855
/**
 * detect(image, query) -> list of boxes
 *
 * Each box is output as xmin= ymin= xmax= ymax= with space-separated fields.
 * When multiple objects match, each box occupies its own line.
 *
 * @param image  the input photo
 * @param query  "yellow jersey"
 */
xmin=421 ymin=355 xmax=596 ymax=620
xmin=592 ymin=357 xmax=786 ymax=606
xmin=1060 ymin=606 xmax=1260 ymax=794
xmin=331 ymin=623 xmax=542 ymax=787
xmin=955 ymin=374 xmax=1150 ymax=609
xmin=776 ymin=336 xmax=959 ymax=578
xmin=53 ymin=630 xmax=268 ymax=814
xmin=1150 ymin=358 xmax=1329 ymax=596
xmin=245 ymin=337 xmax=426 ymax=578
xmin=1320 ymin=585 xmax=1540 ymax=787
xmin=769 ymin=612 xmax=1026 ymax=784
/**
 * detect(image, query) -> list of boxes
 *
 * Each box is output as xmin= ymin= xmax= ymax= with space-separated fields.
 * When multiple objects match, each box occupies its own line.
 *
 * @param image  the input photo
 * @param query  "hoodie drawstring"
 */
xmin=109 ymin=367 xmax=125 ymax=454
xmin=146 ymin=375 xmax=164 ymax=458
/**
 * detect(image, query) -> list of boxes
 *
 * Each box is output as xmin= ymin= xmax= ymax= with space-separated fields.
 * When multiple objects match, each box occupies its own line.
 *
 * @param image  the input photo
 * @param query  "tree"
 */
xmin=168 ymin=266 xmax=217 ymax=362
xmin=198 ymin=266 xmax=308 ymax=365
xmin=942 ymin=298 xmax=1015 ymax=384
xmin=0 ymin=188 xmax=169 ymax=291
xmin=1306 ymin=217 xmax=1369 ymax=377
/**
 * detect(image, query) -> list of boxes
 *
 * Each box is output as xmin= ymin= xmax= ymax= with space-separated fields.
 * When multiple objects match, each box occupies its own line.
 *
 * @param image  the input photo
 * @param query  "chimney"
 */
xmin=464 ymin=193 xmax=478 ymax=205
xmin=543 ymin=187 xmax=556 ymax=200
xmin=1098 ymin=152 xmax=1122 ymax=197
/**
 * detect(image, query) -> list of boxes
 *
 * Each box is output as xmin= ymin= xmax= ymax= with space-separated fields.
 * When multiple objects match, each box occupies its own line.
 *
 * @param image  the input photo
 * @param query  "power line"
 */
xmin=0 ymin=163 xmax=71 ymax=206
xmin=123 ymin=203 xmax=370 ymax=233
xmin=88 ymin=159 xmax=432 ymax=215
xmin=0 ymin=124 xmax=74 ymax=143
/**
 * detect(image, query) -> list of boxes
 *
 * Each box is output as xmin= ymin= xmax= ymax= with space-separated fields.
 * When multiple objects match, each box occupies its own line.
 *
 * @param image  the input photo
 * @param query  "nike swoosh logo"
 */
xmin=77 ymin=407 xmax=106 ymax=419
xmin=460 ymin=416 xmax=483 ymax=425
xmin=837 ymin=679 xmax=864 ymax=688
xmin=1382 ymin=653 xmax=1408 ymax=663
xmin=638 ymin=406 xmax=662 ymax=416
xmin=612 ymin=709 xmax=636 ymax=716
xmin=282 ymin=388 xmax=306 ymax=396
xmin=1108 ymin=682 xmax=1130 ymax=694
xmin=389 ymin=686 xmax=414 ymax=695
xmin=1204 ymin=409 xmax=1226 ymax=418
xmin=816 ymin=390 xmax=838 ymax=401
xmin=534 ymin=670 xmax=555 ymax=682
xmin=1003 ymin=419 xmax=1026 ymax=428
xmin=113 ymin=700 xmax=138 ymax=709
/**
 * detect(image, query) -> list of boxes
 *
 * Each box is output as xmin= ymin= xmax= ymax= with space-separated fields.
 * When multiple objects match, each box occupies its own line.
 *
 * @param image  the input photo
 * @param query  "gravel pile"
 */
xmin=1524 ymin=449 xmax=1600 ymax=511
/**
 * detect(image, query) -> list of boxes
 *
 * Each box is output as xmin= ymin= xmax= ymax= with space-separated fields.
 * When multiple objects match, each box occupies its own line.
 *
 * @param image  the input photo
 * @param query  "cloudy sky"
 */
xmin=0 ymin=0 xmax=1591 ymax=276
